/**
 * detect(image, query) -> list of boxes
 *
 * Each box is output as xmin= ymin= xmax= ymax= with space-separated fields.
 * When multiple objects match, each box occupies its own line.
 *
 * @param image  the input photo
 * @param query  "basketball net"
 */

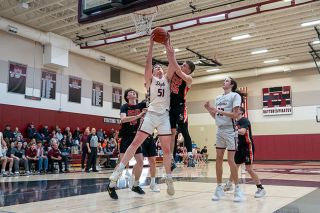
xmin=131 ymin=7 xmax=158 ymax=36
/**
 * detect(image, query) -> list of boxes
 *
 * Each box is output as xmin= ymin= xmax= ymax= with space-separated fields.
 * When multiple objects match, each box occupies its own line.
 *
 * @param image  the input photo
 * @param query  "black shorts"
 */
xmin=169 ymin=104 xmax=187 ymax=128
xmin=234 ymin=146 xmax=254 ymax=165
xmin=120 ymin=135 xmax=142 ymax=154
xmin=141 ymin=136 xmax=157 ymax=157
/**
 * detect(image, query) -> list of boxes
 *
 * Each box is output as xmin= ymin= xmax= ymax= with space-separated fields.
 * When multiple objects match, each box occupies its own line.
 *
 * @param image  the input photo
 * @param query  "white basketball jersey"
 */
xmin=148 ymin=76 xmax=170 ymax=114
xmin=215 ymin=92 xmax=241 ymax=127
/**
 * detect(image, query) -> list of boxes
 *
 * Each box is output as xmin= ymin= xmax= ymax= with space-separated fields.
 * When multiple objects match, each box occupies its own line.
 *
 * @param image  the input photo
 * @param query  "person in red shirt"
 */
xmin=48 ymin=138 xmax=65 ymax=173
xmin=26 ymin=142 xmax=38 ymax=173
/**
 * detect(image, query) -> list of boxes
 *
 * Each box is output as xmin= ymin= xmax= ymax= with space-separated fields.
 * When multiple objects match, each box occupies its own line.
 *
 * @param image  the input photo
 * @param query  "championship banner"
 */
xmin=8 ymin=61 xmax=27 ymax=94
xmin=92 ymin=82 xmax=103 ymax=107
xmin=112 ymin=86 xmax=122 ymax=109
xmin=68 ymin=76 xmax=82 ymax=103
xmin=41 ymin=70 xmax=56 ymax=99
xmin=262 ymin=86 xmax=292 ymax=116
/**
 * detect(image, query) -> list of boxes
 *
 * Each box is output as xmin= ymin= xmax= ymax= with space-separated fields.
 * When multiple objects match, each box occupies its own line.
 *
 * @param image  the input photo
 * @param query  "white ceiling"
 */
xmin=0 ymin=0 xmax=319 ymax=77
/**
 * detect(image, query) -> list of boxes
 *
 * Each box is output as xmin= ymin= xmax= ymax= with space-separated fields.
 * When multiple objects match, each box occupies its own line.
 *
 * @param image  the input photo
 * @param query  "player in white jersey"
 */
xmin=204 ymin=77 xmax=246 ymax=202
xmin=107 ymin=33 xmax=175 ymax=200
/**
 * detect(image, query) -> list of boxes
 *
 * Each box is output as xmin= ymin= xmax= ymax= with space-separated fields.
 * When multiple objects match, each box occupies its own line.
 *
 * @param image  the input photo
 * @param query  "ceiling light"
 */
xmin=163 ymin=49 xmax=180 ymax=54
xmin=231 ymin=34 xmax=251 ymax=40
xmin=313 ymin=40 xmax=320 ymax=45
xmin=264 ymin=59 xmax=279 ymax=63
xmin=251 ymin=49 xmax=268 ymax=54
xmin=283 ymin=0 xmax=291 ymax=2
xmin=301 ymin=20 xmax=320 ymax=27
xmin=206 ymin=68 xmax=220 ymax=72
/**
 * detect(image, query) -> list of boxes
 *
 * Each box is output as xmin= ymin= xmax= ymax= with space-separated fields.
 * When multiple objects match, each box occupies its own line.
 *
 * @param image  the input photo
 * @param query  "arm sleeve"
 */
xmin=233 ymin=93 xmax=242 ymax=108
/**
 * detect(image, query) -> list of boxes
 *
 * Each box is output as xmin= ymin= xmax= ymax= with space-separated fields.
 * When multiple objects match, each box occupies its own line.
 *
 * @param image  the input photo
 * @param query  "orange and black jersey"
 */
xmin=170 ymin=73 xmax=189 ymax=107
xmin=236 ymin=117 xmax=253 ymax=148
xmin=118 ymin=102 xmax=146 ymax=137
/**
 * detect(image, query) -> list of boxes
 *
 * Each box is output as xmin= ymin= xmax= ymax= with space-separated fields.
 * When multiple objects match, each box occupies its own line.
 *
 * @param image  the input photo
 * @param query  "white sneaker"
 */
xmin=212 ymin=185 xmax=225 ymax=201
xmin=165 ymin=178 xmax=175 ymax=195
xmin=223 ymin=181 xmax=233 ymax=192
xmin=81 ymin=168 xmax=85 ymax=172
xmin=125 ymin=170 xmax=131 ymax=179
xmin=254 ymin=188 xmax=266 ymax=198
xmin=128 ymin=175 xmax=134 ymax=188
xmin=150 ymin=183 xmax=160 ymax=192
xmin=234 ymin=186 xmax=245 ymax=202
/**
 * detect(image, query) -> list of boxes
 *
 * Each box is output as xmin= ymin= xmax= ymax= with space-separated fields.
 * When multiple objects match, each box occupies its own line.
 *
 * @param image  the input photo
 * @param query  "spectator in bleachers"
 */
xmin=40 ymin=125 xmax=50 ymax=142
xmin=97 ymin=128 xmax=104 ymax=142
xmin=56 ymin=129 xmax=63 ymax=142
xmin=11 ymin=141 xmax=30 ymax=176
xmin=85 ymin=128 xmax=99 ymax=173
xmin=26 ymin=123 xmax=36 ymax=139
xmin=58 ymin=139 xmax=70 ymax=172
xmin=66 ymin=132 xmax=73 ymax=147
xmin=50 ymin=130 xmax=57 ymax=140
xmin=26 ymin=141 xmax=39 ymax=173
xmin=80 ymin=127 xmax=90 ymax=172
xmin=109 ymin=138 xmax=117 ymax=151
xmin=48 ymin=138 xmax=67 ymax=173
xmin=13 ymin=127 xmax=23 ymax=141
xmin=3 ymin=125 xmax=14 ymax=143
xmin=36 ymin=141 xmax=48 ymax=173
xmin=23 ymin=140 xmax=29 ymax=150
xmin=200 ymin=146 xmax=208 ymax=163
xmin=73 ymin=127 xmax=81 ymax=143
xmin=0 ymin=137 xmax=13 ymax=177
xmin=64 ymin=127 xmax=71 ymax=137
xmin=174 ymin=145 xmax=183 ymax=163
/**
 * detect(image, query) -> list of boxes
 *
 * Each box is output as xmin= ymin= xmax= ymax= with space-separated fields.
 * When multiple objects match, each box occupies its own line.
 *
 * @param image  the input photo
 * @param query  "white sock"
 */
xmin=188 ymin=152 xmax=193 ymax=157
xmin=217 ymin=183 xmax=222 ymax=187
xmin=118 ymin=163 xmax=125 ymax=170
xmin=1 ymin=169 xmax=5 ymax=173
xmin=151 ymin=177 xmax=156 ymax=185
xmin=109 ymin=180 xmax=117 ymax=188
xmin=133 ymin=180 xmax=139 ymax=187
xmin=166 ymin=174 xmax=172 ymax=179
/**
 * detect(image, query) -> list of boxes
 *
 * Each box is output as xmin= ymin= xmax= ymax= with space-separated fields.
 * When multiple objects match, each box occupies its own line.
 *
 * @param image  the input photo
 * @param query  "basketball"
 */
xmin=152 ymin=27 xmax=169 ymax=44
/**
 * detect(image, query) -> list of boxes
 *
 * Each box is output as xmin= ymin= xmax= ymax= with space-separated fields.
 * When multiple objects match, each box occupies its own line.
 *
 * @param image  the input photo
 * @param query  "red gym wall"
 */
xmin=254 ymin=134 xmax=320 ymax=161
xmin=0 ymin=104 xmax=120 ymax=134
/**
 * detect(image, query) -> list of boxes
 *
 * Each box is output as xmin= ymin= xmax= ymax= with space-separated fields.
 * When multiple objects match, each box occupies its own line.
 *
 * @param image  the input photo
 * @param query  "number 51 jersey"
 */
xmin=148 ymin=76 xmax=170 ymax=114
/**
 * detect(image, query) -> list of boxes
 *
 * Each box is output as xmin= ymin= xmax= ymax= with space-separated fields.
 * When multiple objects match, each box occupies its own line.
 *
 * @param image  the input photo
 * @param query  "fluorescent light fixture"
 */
xmin=106 ymin=36 xmax=125 ymax=43
xmin=231 ymin=34 xmax=251 ymax=40
xmin=283 ymin=0 xmax=291 ymax=2
xmin=199 ymin=14 xmax=225 ymax=23
xmin=194 ymin=60 xmax=202 ymax=64
xmin=251 ymin=49 xmax=268 ymax=54
xmin=301 ymin=20 xmax=320 ymax=27
xmin=206 ymin=68 xmax=220 ymax=72
xmin=313 ymin=40 xmax=320 ymax=45
xmin=173 ymin=20 xmax=197 ymax=30
xmin=264 ymin=59 xmax=279 ymax=63
xmin=163 ymin=49 xmax=180 ymax=54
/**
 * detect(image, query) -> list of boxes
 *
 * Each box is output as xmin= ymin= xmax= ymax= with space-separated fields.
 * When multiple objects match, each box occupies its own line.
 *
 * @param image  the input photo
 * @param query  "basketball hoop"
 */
xmin=131 ymin=7 xmax=158 ymax=36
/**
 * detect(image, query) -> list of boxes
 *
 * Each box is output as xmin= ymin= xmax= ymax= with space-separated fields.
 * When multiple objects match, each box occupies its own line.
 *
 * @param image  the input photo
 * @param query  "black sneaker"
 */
xmin=171 ymin=160 xmax=177 ymax=171
xmin=107 ymin=183 xmax=118 ymax=200
xmin=132 ymin=185 xmax=145 ymax=195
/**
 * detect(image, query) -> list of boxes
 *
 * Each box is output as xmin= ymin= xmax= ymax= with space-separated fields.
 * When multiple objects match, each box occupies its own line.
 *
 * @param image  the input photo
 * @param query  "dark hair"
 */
xmin=229 ymin=77 xmax=247 ymax=103
xmin=152 ymin=63 xmax=162 ymax=73
xmin=186 ymin=61 xmax=195 ymax=74
xmin=239 ymin=107 xmax=245 ymax=115
xmin=124 ymin=88 xmax=136 ymax=103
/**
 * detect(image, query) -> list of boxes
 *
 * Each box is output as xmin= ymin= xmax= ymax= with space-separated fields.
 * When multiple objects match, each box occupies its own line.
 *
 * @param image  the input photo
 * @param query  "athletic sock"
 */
xmin=133 ymin=180 xmax=139 ymax=187
xmin=151 ymin=177 xmax=156 ymax=185
xmin=166 ymin=174 xmax=172 ymax=179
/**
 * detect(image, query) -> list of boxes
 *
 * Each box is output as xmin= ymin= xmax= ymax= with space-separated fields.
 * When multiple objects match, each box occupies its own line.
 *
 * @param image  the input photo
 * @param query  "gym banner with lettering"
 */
xmin=92 ymin=81 xmax=103 ymax=107
xmin=68 ymin=76 xmax=82 ymax=103
xmin=8 ymin=61 xmax=27 ymax=94
xmin=262 ymin=86 xmax=292 ymax=116
xmin=112 ymin=86 xmax=122 ymax=109
xmin=41 ymin=69 xmax=56 ymax=99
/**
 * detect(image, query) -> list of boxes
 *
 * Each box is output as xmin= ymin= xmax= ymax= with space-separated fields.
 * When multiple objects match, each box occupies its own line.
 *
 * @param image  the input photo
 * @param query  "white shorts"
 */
xmin=139 ymin=111 xmax=172 ymax=136
xmin=216 ymin=127 xmax=237 ymax=151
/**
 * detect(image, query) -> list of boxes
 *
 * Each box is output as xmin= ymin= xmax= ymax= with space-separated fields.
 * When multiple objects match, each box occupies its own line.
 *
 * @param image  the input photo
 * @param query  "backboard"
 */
xmin=78 ymin=0 xmax=175 ymax=24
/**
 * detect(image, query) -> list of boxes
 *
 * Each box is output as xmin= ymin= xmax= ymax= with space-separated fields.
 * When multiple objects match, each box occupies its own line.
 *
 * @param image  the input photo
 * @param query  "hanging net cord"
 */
xmin=131 ymin=10 xmax=157 ymax=36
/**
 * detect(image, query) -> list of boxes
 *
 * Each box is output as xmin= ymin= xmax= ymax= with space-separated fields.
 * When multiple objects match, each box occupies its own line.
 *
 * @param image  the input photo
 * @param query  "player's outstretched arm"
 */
xmin=145 ymin=35 xmax=155 ymax=89
xmin=164 ymin=37 xmax=177 ymax=81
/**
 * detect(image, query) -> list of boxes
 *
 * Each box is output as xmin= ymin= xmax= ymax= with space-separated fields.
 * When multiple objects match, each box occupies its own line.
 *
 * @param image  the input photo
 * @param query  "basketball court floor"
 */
xmin=1 ymin=162 xmax=320 ymax=213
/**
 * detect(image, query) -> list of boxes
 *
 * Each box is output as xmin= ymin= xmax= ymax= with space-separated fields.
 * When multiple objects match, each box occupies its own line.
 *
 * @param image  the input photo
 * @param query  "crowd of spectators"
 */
xmin=0 ymin=124 xmax=119 ymax=177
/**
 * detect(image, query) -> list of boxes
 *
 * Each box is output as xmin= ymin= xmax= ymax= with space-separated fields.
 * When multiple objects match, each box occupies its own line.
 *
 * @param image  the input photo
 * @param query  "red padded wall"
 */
xmin=254 ymin=134 xmax=320 ymax=160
